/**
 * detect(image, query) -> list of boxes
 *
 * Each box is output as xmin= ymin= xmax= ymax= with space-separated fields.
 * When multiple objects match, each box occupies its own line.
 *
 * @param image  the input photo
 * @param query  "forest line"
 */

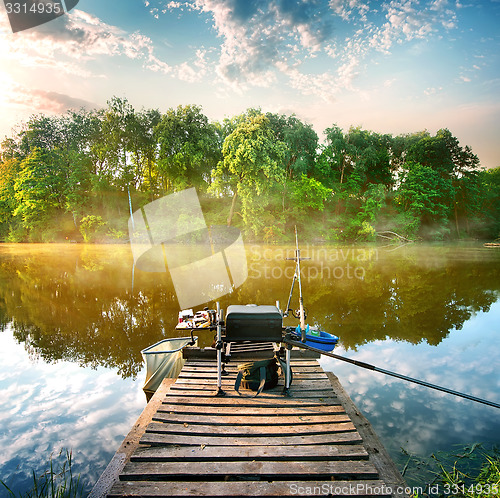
xmin=0 ymin=97 xmax=498 ymax=243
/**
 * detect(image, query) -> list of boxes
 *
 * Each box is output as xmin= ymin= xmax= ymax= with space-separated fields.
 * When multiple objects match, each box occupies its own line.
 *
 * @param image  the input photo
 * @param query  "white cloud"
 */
xmin=424 ymin=86 xmax=443 ymax=95
xmin=146 ymin=0 xmax=462 ymax=101
xmin=0 ymin=9 xmax=171 ymax=76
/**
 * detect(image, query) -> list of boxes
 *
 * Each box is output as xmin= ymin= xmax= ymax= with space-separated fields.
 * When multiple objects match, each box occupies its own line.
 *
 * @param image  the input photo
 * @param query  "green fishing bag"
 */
xmin=234 ymin=358 xmax=279 ymax=396
xmin=234 ymin=356 xmax=291 ymax=396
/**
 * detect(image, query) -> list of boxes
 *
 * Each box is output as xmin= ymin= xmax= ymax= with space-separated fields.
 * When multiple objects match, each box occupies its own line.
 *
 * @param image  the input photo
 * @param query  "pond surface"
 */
xmin=0 ymin=243 xmax=499 ymax=494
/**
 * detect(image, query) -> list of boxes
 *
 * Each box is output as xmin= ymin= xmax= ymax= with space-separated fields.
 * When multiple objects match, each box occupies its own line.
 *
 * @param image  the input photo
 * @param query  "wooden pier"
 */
xmin=91 ymin=350 xmax=406 ymax=497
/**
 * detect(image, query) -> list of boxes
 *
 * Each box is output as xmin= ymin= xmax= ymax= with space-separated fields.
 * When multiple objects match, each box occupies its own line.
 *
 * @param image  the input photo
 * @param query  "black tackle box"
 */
xmin=225 ymin=305 xmax=283 ymax=342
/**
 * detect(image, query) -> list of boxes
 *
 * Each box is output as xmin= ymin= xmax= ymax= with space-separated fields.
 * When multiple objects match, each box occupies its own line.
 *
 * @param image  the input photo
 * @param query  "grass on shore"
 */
xmin=403 ymin=443 xmax=500 ymax=497
xmin=0 ymin=449 xmax=83 ymax=498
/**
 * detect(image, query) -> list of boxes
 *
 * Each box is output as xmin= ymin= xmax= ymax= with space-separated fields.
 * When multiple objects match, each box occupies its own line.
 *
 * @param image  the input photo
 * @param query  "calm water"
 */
xmin=0 ymin=243 xmax=499 ymax=494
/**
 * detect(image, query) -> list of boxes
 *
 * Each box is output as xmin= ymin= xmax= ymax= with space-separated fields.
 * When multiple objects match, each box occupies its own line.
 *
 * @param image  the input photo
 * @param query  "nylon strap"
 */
xmin=235 ymin=364 xmax=267 ymax=397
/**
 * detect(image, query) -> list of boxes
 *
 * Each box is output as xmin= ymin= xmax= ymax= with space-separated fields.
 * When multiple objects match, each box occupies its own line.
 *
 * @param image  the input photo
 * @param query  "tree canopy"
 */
xmin=0 ymin=98 xmax=498 ymax=243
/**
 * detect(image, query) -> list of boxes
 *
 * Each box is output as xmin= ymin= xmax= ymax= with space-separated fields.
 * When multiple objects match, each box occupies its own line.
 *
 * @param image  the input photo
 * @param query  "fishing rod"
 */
xmin=284 ymin=337 xmax=500 ymax=410
xmin=284 ymin=226 xmax=310 ymax=343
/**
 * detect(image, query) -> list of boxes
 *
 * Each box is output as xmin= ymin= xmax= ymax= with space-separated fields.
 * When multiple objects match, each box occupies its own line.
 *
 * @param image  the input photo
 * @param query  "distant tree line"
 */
xmin=0 ymin=97 xmax=498 ymax=243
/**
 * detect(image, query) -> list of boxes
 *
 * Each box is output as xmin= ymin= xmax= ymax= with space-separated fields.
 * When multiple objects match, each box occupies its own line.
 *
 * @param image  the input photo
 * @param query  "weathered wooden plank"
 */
xmin=152 ymin=412 xmax=351 ymax=425
xmin=97 ymin=356 xmax=405 ymax=498
xmin=146 ymin=422 xmax=356 ymax=437
xmin=131 ymin=444 xmax=370 ymax=462
xmin=119 ymin=460 xmax=379 ymax=480
xmin=108 ymin=479 xmax=393 ymax=497
xmin=173 ymin=379 xmax=334 ymax=390
xmin=169 ymin=384 xmax=335 ymax=393
xmin=183 ymin=360 xmax=321 ymax=368
xmin=175 ymin=370 xmax=325 ymax=377
xmin=140 ymin=431 xmax=363 ymax=446
xmin=157 ymin=404 xmax=346 ymax=416
xmin=179 ymin=362 xmax=324 ymax=376
xmin=161 ymin=395 xmax=341 ymax=407
xmin=172 ymin=380 xmax=331 ymax=388
xmin=146 ymin=421 xmax=356 ymax=436
xmin=167 ymin=387 xmax=338 ymax=398
xmin=110 ymin=479 xmax=392 ymax=497
xmin=177 ymin=371 xmax=328 ymax=382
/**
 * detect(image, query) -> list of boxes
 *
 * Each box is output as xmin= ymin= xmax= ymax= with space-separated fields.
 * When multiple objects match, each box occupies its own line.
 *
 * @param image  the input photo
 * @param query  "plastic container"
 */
xmin=293 ymin=325 xmax=339 ymax=352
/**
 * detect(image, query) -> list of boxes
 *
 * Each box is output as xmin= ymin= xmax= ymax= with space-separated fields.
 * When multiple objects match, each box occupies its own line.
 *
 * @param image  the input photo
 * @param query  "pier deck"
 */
xmin=92 ymin=353 xmax=406 ymax=497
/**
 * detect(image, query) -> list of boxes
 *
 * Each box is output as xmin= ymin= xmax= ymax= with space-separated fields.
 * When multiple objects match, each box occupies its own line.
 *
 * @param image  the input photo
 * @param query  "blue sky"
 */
xmin=0 ymin=0 xmax=499 ymax=168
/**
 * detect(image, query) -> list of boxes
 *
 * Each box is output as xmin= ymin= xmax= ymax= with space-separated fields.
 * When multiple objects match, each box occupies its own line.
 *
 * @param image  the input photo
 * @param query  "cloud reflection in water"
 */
xmin=0 ymin=325 xmax=145 ymax=495
xmin=320 ymin=301 xmax=500 ymax=468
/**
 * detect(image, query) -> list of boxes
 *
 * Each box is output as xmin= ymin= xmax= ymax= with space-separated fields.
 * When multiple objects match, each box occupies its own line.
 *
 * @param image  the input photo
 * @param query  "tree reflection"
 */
xmin=0 ymin=244 xmax=498 ymax=378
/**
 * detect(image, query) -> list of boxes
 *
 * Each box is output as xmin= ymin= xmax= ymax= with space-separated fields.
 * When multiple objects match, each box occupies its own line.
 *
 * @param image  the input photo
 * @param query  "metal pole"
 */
xmin=285 ymin=338 xmax=500 ymax=410
xmin=216 ymin=302 xmax=224 ymax=396
xmin=284 ymin=274 xmax=296 ymax=316
xmin=285 ymin=344 xmax=291 ymax=390
xmin=294 ymin=226 xmax=306 ymax=342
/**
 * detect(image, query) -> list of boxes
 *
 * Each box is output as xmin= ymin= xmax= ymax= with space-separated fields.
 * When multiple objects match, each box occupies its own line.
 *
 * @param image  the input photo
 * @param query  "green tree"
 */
xmin=210 ymin=113 xmax=286 ymax=231
xmin=79 ymin=214 xmax=107 ymax=242
xmin=345 ymin=127 xmax=393 ymax=187
xmin=480 ymin=167 xmax=500 ymax=239
xmin=18 ymin=115 xmax=63 ymax=157
xmin=155 ymin=104 xmax=220 ymax=193
xmin=406 ymin=133 xmax=454 ymax=177
xmin=13 ymin=148 xmax=68 ymax=240
xmin=396 ymin=161 xmax=455 ymax=236
xmin=0 ymin=157 xmax=20 ymax=239
xmin=265 ymin=113 xmax=318 ymax=178
xmin=65 ymin=150 xmax=93 ymax=229
xmin=130 ymin=108 xmax=161 ymax=200
xmin=291 ymin=174 xmax=331 ymax=212
xmin=101 ymin=97 xmax=137 ymax=188
xmin=319 ymin=125 xmax=354 ymax=186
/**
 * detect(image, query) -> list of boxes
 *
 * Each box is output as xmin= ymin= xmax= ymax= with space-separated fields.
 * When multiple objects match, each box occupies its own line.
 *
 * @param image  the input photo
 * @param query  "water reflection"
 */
xmin=0 ymin=243 xmax=499 ymax=494
xmin=320 ymin=301 xmax=500 ymax=487
xmin=0 ymin=244 xmax=498 ymax=380
xmin=0 ymin=325 xmax=145 ymax=494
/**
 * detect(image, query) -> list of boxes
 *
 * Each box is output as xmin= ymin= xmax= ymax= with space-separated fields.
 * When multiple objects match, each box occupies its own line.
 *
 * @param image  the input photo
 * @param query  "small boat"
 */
xmin=291 ymin=325 xmax=338 ymax=352
xmin=141 ymin=336 xmax=197 ymax=396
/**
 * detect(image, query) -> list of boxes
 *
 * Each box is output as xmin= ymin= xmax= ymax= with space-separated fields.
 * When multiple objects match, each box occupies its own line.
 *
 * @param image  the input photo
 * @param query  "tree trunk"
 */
xmin=148 ymin=156 xmax=154 ymax=202
xmin=454 ymin=203 xmax=460 ymax=238
xmin=228 ymin=191 xmax=237 ymax=227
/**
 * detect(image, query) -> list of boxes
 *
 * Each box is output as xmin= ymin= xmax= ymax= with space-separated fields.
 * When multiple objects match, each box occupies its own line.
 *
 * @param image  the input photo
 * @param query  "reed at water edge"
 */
xmin=0 ymin=449 xmax=83 ymax=498
xmin=403 ymin=444 xmax=500 ymax=497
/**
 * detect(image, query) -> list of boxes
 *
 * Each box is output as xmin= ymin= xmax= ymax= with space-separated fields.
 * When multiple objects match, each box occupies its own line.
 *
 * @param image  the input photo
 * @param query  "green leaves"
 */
xmin=13 ymin=148 xmax=68 ymax=240
xmin=291 ymin=174 xmax=331 ymax=212
xmin=0 ymin=99 xmax=495 ymax=243
xmin=211 ymin=112 xmax=286 ymax=230
xmin=155 ymin=104 xmax=220 ymax=192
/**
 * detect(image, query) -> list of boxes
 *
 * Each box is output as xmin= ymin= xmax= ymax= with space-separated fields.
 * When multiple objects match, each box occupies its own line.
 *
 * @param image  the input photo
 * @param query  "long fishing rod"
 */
xmin=285 ymin=337 xmax=500 ymax=410
xmin=284 ymin=226 xmax=310 ymax=343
